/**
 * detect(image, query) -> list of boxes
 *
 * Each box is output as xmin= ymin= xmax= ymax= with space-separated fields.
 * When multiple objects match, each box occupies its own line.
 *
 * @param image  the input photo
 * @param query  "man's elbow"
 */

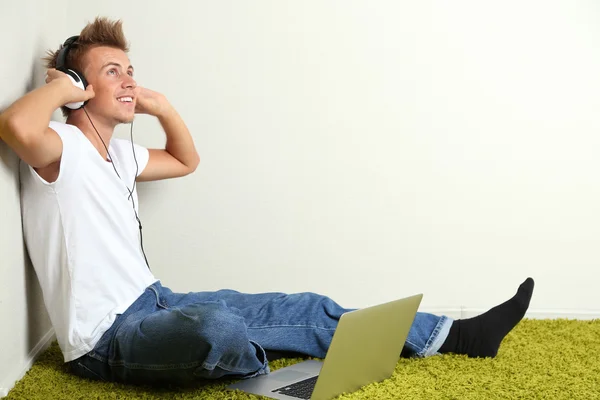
xmin=186 ymin=155 xmax=200 ymax=175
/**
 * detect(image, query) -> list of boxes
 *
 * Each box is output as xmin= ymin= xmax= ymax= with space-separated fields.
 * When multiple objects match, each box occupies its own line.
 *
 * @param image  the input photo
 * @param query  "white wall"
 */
xmin=1 ymin=0 xmax=598 ymax=395
xmin=61 ymin=0 xmax=600 ymax=317
xmin=0 ymin=0 xmax=66 ymax=396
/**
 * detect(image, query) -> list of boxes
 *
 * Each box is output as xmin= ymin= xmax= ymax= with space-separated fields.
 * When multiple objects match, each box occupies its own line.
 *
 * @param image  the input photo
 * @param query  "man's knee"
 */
xmin=179 ymin=302 xmax=250 ymax=354
xmin=181 ymin=302 xmax=265 ymax=376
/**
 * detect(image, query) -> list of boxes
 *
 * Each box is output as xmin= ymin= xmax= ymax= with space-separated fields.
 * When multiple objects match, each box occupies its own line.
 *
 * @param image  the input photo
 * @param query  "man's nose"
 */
xmin=123 ymin=75 xmax=137 ymax=89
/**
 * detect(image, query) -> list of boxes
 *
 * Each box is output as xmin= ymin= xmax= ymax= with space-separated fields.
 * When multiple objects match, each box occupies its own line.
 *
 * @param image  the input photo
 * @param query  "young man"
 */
xmin=0 ymin=17 xmax=534 ymax=386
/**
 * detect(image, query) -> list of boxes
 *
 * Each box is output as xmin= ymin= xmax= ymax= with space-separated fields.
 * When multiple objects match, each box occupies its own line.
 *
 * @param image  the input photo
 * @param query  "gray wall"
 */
xmin=0 ymin=1 xmax=65 ymax=395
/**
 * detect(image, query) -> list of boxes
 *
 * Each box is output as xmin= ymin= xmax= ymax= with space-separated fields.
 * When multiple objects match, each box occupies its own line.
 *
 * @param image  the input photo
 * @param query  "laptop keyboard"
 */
xmin=271 ymin=375 xmax=318 ymax=399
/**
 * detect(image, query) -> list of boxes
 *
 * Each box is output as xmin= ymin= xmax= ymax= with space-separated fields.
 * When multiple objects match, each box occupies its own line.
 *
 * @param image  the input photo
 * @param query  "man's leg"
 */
xmin=158 ymin=277 xmax=536 ymax=367
xmin=160 ymin=285 xmax=352 ymax=359
xmin=69 ymin=282 xmax=271 ymax=386
xmin=179 ymin=278 xmax=534 ymax=360
xmin=69 ymin=278 xmax=534 ymax=386
xmin=159 ymin=286 xmax=448 ymax=360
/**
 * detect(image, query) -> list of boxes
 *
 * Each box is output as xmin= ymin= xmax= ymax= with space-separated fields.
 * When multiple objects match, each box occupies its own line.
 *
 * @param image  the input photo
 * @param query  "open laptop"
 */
xmin=227 ymin=293 xmax=422 ymax=400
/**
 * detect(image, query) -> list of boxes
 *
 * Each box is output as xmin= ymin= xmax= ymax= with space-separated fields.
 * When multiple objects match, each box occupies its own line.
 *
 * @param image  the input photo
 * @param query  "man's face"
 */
xmin=82 ymin=46 xmax=137 ymax=125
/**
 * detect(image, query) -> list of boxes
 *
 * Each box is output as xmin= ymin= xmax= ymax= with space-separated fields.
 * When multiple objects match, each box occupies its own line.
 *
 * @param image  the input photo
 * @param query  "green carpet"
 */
xmin=5 ymin=319 xmax=600 ymax=399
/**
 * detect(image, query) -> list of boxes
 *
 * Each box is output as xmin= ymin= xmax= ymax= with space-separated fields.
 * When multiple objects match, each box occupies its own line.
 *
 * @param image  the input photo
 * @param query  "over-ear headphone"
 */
xmin=55 ymin=35 xmax=89 ymax=110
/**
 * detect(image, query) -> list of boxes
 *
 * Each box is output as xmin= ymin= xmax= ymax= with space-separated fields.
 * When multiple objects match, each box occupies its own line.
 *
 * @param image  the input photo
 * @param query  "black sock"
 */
xmin=439 ymin=277 xmax=535 ymax=358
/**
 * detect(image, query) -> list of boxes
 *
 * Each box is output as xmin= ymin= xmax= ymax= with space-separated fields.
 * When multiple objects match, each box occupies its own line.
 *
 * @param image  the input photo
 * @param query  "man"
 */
xmin=0 ymin=17 xmax=534 ymax=386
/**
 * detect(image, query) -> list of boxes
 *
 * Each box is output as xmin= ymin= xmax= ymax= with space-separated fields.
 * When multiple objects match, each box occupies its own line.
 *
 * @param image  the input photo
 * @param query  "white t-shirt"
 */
xmin=19 ymin=121 xmax=158 ymax=362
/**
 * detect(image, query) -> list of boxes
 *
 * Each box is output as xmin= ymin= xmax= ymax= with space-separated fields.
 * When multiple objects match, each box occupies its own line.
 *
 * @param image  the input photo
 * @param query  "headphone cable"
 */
xmin=82 ymin=106 xmax=151 ymax=270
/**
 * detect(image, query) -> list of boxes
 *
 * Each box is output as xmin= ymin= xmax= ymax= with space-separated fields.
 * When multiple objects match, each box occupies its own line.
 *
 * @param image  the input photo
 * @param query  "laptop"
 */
xmin=227 ymin=293 xmax=422 ymax=400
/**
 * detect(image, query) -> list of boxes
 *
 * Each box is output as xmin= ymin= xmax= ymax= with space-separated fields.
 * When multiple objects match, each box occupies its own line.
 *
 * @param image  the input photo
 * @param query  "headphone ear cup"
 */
xmin=63 ymin=69 xmax=89 ymax=110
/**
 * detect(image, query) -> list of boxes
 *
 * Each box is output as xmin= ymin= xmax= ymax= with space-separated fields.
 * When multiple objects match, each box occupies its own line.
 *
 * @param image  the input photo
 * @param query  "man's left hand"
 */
xmin=134 ymin=86 xmax=170 ymax=117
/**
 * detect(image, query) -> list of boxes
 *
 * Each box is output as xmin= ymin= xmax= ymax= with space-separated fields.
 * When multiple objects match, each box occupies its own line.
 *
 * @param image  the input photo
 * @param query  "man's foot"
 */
xmin=439 ymin=277 xmax=535 ymax=358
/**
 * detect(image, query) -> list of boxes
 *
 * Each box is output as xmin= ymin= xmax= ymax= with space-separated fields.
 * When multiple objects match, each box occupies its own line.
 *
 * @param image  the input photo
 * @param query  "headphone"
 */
xmin=56 ymin=35 xmax=89 ymax=110
xmin=56 ymin=35 xmax=151 ymax=270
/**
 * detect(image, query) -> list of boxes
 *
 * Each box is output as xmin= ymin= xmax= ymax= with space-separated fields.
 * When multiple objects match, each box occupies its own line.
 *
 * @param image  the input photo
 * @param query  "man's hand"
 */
xmin=134 ymin=87 xmax=170 ymax=117
xmin=45 ymin=68 xmax=95 ymax=105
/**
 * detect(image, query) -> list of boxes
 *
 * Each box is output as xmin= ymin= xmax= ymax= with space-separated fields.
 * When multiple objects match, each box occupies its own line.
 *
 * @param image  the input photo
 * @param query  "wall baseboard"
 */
xmin=419 ymin=308 xmax=600 ymax=320
xmin=0 ymin=328 xmax=55 ymax=398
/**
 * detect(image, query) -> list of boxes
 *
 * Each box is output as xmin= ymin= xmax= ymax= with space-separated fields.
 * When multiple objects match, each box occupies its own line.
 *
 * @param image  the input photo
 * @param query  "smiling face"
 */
xmin=82 ymin=46 xmax=137 ymax=126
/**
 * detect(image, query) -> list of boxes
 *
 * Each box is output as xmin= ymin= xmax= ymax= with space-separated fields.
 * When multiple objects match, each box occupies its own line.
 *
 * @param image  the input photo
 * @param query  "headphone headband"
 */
xmin=56 ymin=35 xmax=80 ymax=71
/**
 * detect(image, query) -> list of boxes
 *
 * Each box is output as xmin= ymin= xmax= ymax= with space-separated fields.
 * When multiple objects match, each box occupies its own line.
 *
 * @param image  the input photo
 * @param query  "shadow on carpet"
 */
xmin=5 ymin=319 xmax=600 ymax=399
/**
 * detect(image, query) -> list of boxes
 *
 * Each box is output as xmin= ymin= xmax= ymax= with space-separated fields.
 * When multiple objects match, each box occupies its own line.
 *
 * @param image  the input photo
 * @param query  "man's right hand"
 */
xmin=45 ymin=68 xmax=95 ymax=106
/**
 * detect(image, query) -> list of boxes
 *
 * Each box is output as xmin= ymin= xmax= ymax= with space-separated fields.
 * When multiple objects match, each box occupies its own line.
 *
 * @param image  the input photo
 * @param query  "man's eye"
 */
xmin=108 ymin=69 xmax=117 ymax=76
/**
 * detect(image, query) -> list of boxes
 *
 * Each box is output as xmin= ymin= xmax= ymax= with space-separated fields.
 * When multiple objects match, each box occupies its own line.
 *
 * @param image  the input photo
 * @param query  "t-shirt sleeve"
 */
xmin=42 ymin=121 xmax=82 ymax=188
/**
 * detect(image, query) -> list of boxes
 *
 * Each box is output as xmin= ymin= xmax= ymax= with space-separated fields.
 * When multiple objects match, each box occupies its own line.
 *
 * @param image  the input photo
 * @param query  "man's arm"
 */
xmin=135 ymin=87 xmax=200 ymax=182
xmin=0 ymin=70 xmax=94 ymax=168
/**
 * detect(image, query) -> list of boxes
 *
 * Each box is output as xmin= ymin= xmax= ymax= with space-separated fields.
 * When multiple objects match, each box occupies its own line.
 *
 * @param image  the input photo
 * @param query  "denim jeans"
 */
xmin=68 ymin=281 xmax=452 ymax=386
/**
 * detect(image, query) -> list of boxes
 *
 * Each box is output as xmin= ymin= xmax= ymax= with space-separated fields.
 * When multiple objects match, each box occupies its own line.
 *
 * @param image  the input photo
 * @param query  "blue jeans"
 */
xmin=68 ymin=281 xmax=452 ymax=386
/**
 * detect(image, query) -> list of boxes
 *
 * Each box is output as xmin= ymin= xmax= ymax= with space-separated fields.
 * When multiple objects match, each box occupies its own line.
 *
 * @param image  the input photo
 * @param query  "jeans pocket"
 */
xmin=71 ymin=360 xmax=107 ymax=382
